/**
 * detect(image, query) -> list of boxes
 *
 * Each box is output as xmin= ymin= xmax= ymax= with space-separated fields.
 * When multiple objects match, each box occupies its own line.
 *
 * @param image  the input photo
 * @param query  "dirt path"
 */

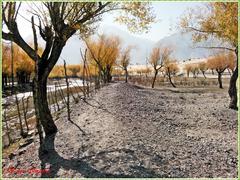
xmin=3 ymin=82 xmax=237 ymax=178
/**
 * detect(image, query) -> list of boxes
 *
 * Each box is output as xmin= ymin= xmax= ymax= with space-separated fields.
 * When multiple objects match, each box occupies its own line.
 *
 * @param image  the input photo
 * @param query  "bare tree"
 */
xmin=15 ymin=94 xmax=25 ymax=137
xmin=3 ymin=109 xmax=12 ymax=146
xmin=80 ymin=48 xmax=88 ymax=99
xmin=54 ymin=82 xmax=60 ymax=111
xmin=21 ymin=95 xmax=30 ymax=132
xmin=63 ymin=60 xmax=71 ymax=121
xmin=10 ymin=41 xmax=14 ymax=95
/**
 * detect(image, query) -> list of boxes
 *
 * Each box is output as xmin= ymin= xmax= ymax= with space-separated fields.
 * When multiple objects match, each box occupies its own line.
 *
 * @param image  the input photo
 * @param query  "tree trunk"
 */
xmin=22 ymin=96 xmax=29 ymax=132
xmin=63 ymin=60 xmax=71 ymax=121
xmin=167 ymin=70 xmax=176 ymax=88
xmin=217 ymin=72 xmax=223 ymax=89
xmin=32 ymin=77 xmax=57 ymax=136
xmin=227 ymin=68 xmax=232 ymax=76
xmin=228 ymin=48 xmax=238 ymax=110
xmin=212 ymin=69 xmax=214 ymax=75
xmin=106 ymin=66 xmax=112 ymax=83
xmin=3 ymin=109 xmax=12 ymax=146
xmin=54 ymin=83 xmax=60 ymax=111
xmin=15 ymin=94 xmax=25 ymax=137
xmin=152 ymin=70 xmax=158 ymax=88
xmin=202 ymin=71 xmax=206 ymax=79
xmin=11 ymin=41 xmax=14 ymax=95
xmin=125 ymin=69 xmax=128 ymax=83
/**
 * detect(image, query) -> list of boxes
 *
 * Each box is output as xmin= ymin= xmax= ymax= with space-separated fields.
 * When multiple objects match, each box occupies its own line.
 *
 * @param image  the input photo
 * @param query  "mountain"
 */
xmin=98 ymin=25 xmax=155 ymax=65
xmin=25 ymin=26 xmax=222 ymax=65
xmin=155 ymin=32 xmax=220 ymax=61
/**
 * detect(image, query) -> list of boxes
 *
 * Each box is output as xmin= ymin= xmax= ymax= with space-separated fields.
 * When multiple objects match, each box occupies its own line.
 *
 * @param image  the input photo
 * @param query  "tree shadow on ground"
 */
xmin=67 ymin=118 xmax=86 ymax=135
xmin=83 ymin=99 xmax=114 ymax=115
xmin=38 ymin=133 xmax=163 ymax=178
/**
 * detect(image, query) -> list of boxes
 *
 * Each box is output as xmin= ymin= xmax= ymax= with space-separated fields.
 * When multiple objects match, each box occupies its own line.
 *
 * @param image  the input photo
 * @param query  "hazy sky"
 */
xmin=5 ymin=2 xmax=204 ymax=64
xmin=15 ymin=2 xmax=203 ymax=42
xmin=99 ymin=2 xmax=203 ymax=41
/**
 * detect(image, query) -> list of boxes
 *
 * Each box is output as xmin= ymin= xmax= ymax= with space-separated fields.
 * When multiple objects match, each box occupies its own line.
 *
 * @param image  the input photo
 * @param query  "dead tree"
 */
xmin=15 ymin=94 xmax=25 ymax=137
xmin=70 ymin=80 xmax=82 ymax=100
xmin=3 ymin=109 xmax=12 ymax=145
xmin=31 ymin=17 xmax=43 ymax=144
xmin=21 ymin=95 xmax=29 ymax=132
xmin=10 ymin=41 xmax=14 ymax=95
xmin=68 ymin=81 xmax=79 ymax=103
xmin=80 ymin=48 xmax=87 ymax=100
xmin=49 ymin=87 xmax=57 ymax=113
xmin=57 ymin=80 xmax=67 ymax=106
xmin=73 ymin=79 xmax=84 ymax=98
xmin=47 ymin=87 xmax=52 ymax=113
xmin=54 ymin=82 xmax=60 ymax=111
xmin=63 ymin=60 xmax=71 ymax=121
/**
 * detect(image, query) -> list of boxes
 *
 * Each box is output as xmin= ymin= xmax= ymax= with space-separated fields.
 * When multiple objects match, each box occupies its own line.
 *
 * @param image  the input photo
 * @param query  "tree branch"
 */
xmin=195 ymin=46 xmax=235 ymax=52
xmin=186 ymin=26 xmax=221 ymax=34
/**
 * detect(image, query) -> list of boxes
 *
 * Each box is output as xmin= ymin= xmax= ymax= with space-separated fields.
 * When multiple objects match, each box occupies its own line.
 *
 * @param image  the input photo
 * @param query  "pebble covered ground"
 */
xmin=2 ymin=82 xmax=237 ymax=178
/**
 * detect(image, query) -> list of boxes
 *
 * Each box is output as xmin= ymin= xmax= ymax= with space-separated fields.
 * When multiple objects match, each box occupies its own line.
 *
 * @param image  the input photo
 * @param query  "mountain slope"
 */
xmin=25 ymin=27 xmax=222 ymax=65
xmin=155 ymin=32 xmax=219 ymax=61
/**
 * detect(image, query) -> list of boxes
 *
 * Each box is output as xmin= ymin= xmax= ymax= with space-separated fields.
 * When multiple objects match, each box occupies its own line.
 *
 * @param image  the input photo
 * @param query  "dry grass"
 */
xmin=128 ymin=75 xmax=230 ymax=88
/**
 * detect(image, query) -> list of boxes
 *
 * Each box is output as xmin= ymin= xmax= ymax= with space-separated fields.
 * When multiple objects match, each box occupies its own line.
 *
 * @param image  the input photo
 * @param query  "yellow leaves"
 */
xmin=149 ymin=46 xmax=173 ymax=70
xmin=198 ymin=62 xmax=208 ymax=71
xmin=149 ymin=47 xmax=161 ymax=68
xmin=180 ymin=2 xmax=237 ymax=47
xmin=164 ymin=59 xmax=179 ymax=75
xmin=119 ymin=46 xmax=132 ymax=69
xmin=2 ymin=43 xmax=34 ymax=76
xmin=207 ymin=52 xmax=236 ymax=71
xmin=49 ymin=64 xmax=98 ymax=78
xmin=49 ymin=65 xmax=80 ymax=78
xmin=115 ymin=2 xmax=156 ymax=33
xmin=71 ymin=23 xmax=81 ymax=30
xmin=184 ymin=63 xmax=199 ymax=74
xmin=86 ymin=34 xmax=121 ymax=70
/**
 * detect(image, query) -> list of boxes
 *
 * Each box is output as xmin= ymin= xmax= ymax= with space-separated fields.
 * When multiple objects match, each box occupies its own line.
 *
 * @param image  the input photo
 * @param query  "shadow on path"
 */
xmin=38 ymin=133 xmax=162 ymax=178
xmin=39 ymin=134 xmax=133 ymax=178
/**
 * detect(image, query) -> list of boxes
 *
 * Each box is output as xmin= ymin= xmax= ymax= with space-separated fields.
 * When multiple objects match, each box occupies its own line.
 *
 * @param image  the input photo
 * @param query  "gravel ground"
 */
xmin=3 ymin=82 xmax=237 ymax=178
